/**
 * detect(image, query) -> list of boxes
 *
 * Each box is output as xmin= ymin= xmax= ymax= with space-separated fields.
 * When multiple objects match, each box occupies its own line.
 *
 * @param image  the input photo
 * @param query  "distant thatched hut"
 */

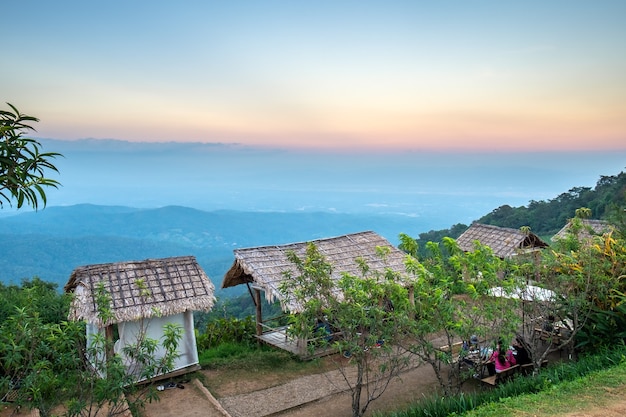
xmin=456 ymin=223 xmax=548 ymax=259
xmin=65 ymin=256 xmax=216 ymax=379
xmin=552 ymin=218 xmax=614 ymax=243
xmin=221 ymin=231 xmax=410 ymax=358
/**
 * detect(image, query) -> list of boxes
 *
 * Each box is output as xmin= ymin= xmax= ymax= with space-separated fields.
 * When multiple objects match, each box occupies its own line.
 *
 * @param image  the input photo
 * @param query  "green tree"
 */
xmin=0 ymin=278 xmax=184 ymax=416
xmin=0 ymin=103 xmax=61 ymax=209
xmin=400 ymin=234 xmax=520 ymax=395
xmin=0 ymin=278 xmax=70 ymax=324
xmin=279 ymin=243 xmax=414 ymax=417
xmin=509 ymin=222 xmax=625 ymax=374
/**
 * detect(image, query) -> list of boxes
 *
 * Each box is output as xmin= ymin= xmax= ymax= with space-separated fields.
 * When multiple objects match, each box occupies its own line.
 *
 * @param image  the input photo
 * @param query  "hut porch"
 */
xmin=249 ymin=285 xmax=340 ymax=359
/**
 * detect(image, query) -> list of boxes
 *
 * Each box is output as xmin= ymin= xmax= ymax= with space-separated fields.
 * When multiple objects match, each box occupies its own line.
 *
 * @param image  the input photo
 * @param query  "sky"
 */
xmin=2 ymin=1 xmax=625 ymax=152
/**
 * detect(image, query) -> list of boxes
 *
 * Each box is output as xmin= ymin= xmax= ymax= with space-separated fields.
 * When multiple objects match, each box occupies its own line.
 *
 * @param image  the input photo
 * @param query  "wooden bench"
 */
xmin=438 ymin=341 xmax=464 ymax=354
xmin=437 ymin=341 xmax=464 ymax=364
xmin=520 ymin=360 xmax=548 ymax=376
xmin=480 ymin=364 xmax=519 ymax=386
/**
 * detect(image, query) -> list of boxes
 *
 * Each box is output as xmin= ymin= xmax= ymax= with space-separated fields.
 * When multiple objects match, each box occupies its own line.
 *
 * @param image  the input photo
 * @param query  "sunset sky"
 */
xmin=3 ymin=1 xmax=625 ymax=151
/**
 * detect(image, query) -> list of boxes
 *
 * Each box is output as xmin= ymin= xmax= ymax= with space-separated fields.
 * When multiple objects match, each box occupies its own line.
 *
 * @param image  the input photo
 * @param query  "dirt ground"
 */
xmin=137 ymin=354 xmax=626 ymax=417
xmin=140 ymin=355 xmax=442 ymax=417
xmin=3 ymin=355 xmax=626 ymax=417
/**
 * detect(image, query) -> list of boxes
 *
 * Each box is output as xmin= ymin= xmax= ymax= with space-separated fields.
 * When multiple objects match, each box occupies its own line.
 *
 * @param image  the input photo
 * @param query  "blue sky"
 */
xmin=2 ymin=1 xmax=625 ymax=151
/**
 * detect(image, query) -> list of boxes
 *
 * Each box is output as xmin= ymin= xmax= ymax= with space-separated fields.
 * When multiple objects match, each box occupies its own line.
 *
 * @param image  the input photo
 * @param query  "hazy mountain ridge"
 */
xmin=0 ymin=205 xmax=426 ymax=293
xmin=3 ymin=140 xmax=624 ymax=295
xmin=34 ymin=138 xmax=626 ymax=220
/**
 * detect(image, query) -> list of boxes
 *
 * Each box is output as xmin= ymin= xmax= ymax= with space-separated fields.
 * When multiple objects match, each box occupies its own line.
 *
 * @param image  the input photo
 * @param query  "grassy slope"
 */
xmin=462 ymin=362 xmax=626 ymax=417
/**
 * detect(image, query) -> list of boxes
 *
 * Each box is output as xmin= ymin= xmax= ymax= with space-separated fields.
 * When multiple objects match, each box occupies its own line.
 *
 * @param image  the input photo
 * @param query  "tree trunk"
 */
xmin=352 ymin=362 xmax=364 ymax=417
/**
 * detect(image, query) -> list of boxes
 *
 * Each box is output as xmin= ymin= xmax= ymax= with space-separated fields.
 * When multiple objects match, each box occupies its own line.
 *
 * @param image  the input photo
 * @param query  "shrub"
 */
xmin=196 ymin=316 xmax=257 ymax=350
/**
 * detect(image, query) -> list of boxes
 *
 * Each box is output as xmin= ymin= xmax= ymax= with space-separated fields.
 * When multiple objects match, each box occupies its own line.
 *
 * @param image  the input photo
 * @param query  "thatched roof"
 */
xmin=456 ymin=223 xmax=548 ymax=259
xmin=222 ymin=231 xmax=410 ymax=313
xmin=65 ymin=256 xmax=216 ymax=327
xmin=552 ymin=219 xmax=614 ymax=242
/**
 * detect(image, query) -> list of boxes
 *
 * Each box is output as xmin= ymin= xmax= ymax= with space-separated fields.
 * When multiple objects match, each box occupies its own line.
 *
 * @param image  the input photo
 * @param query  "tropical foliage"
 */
xmin=0 ymin=103 xmax=61 ymax=209
xmin=0 ymin=279 xmax=183 ymax=416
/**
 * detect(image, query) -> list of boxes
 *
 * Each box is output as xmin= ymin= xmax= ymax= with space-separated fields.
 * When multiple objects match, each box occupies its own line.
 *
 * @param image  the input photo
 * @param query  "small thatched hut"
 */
xmin=552 ymin=218 xmax=614 ymax=243
xmin=65 ymin=256 xmax=216 ymax=379
xmin=221 ymin=231 xmax=410 ymax=357
xmin=456 ymin=223 xmax=548 ymax=259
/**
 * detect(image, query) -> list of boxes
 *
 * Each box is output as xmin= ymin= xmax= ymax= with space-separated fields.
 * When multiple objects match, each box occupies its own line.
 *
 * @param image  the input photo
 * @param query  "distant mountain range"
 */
xmin=0 ymin=204 xmax=427 ymax=295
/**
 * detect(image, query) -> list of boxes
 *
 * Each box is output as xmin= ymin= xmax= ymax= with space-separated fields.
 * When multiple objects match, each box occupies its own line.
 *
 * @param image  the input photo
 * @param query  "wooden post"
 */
xmin=105 ymin=324 xmax=115 ymax=362
xmin=254 ymin=288 xmax=263 ymax=336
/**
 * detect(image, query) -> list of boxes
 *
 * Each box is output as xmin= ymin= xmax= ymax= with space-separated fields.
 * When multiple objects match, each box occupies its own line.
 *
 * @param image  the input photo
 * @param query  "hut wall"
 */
xmin=85 ymin=311 xmax=199 ymax=380
xmin=117 ymin=311 xmax=198 ymax=373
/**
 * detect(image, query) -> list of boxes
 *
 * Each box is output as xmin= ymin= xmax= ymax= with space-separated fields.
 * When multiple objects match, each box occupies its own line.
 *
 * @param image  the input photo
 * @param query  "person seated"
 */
xmin=489 ymin=340 xmax=516 ymax=373
xmin=469 ymin=334 xmax=479 ymax=352
xmin=512 ymin=336 xmax=532 ymax=365
xmin=461 ymin=335 xmax=480 ymax=359
xmin=314 ymin=318 xmax=333 ymax=343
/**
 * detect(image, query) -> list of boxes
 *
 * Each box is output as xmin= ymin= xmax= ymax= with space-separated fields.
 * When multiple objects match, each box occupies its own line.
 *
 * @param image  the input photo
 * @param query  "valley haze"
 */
xmin=30 ymin=139 xmax=626 ymax=220
xmin=1 ymin=138 xmax=624 ymax=294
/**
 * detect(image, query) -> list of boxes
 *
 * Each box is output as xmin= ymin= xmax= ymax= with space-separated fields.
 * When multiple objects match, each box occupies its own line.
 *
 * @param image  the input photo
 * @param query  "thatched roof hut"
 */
xmin=222 ymin=230 xmax=409 ymax=313
xmin=65 ymin=256 xmax=216 ymax=379
xmin=222 ymin=231 xmax=411 ymax=358
xmin=65 ymin=255 xmax=216 ymax=327
xmin=552 ymin=219 xmax=614 ymax=242
xmin=456 ymin=223 xmax=548 ymax=259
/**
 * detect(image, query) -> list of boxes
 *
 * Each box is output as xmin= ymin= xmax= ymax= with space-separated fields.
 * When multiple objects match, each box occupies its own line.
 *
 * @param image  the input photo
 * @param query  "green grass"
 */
xmin=198 ymin=341 xmax=326 ymax=374
xmin=461 ymin=362 xmax=626 ymax=416
xmin=199 ymin=342 xmax=289 ymax=369
xmin=383 ymin=345 xmax=626 ymax=417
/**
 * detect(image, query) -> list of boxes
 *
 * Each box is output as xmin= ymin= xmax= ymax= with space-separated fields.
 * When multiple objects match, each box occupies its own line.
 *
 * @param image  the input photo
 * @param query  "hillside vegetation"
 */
xmin=415 ymin=170 xmax=626 ymax=251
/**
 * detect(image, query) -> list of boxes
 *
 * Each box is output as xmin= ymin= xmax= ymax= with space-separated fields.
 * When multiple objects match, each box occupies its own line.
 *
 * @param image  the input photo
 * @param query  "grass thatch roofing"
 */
xmin=552 ymin=219 xmax=614 ymax=242
xmin=65 ymin=256 xmax=216 ymax=327
xmin=221 ymin=231 xmax=409 ymax=313
xmin=456 ymin=223 xmax=548 ymax=259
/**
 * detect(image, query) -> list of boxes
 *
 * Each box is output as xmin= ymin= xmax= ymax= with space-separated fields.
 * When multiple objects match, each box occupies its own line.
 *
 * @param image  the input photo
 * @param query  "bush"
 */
xmin=198 ymin=341 xmax=296 ymax=370
xmin=196 ymin=316 xmax=257 ymax=350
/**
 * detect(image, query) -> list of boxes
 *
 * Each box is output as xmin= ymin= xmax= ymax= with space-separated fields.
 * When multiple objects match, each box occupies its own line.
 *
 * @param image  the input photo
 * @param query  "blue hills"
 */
xmin=0 ymin=204 xmax=426 ymax=295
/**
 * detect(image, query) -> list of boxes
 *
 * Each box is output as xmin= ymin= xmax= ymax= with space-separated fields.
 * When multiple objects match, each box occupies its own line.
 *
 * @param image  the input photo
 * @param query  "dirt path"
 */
xmin=141 ymin=355 xmax=443 ymax=417
xmin=139 ymin=349 xmax=626 ymax=417
xmin=140 ymin=367 xmax=626 ymax=417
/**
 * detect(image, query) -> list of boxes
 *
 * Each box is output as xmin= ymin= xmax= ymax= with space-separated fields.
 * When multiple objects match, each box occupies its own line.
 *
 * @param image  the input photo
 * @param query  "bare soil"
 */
xmin=140 ymin=354 xmax=442 ymax=417
xmin=137 ymin=353 xmax=626 ymax=417
xmin=3 ymin=355 xmax=625 ymax=417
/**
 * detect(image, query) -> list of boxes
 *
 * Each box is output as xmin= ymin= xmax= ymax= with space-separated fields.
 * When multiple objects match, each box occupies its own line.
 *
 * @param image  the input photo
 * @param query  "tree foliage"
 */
xmin=400 ymin=234 xmax=520 ymax=395
xmin=0 ymin=280 xmax=78 ymax=415
xmin=413 ymin=170 xmax=626 ymax=251
xmin=0 ymin=103 xmax=61 ymax=210
xmin=279 ymin=243 xmax=415 ymax=417
xmin=479 ymin=171 xmax=626 ymax=235
xmin=0 ymin=278 xmax=184 ymax=416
